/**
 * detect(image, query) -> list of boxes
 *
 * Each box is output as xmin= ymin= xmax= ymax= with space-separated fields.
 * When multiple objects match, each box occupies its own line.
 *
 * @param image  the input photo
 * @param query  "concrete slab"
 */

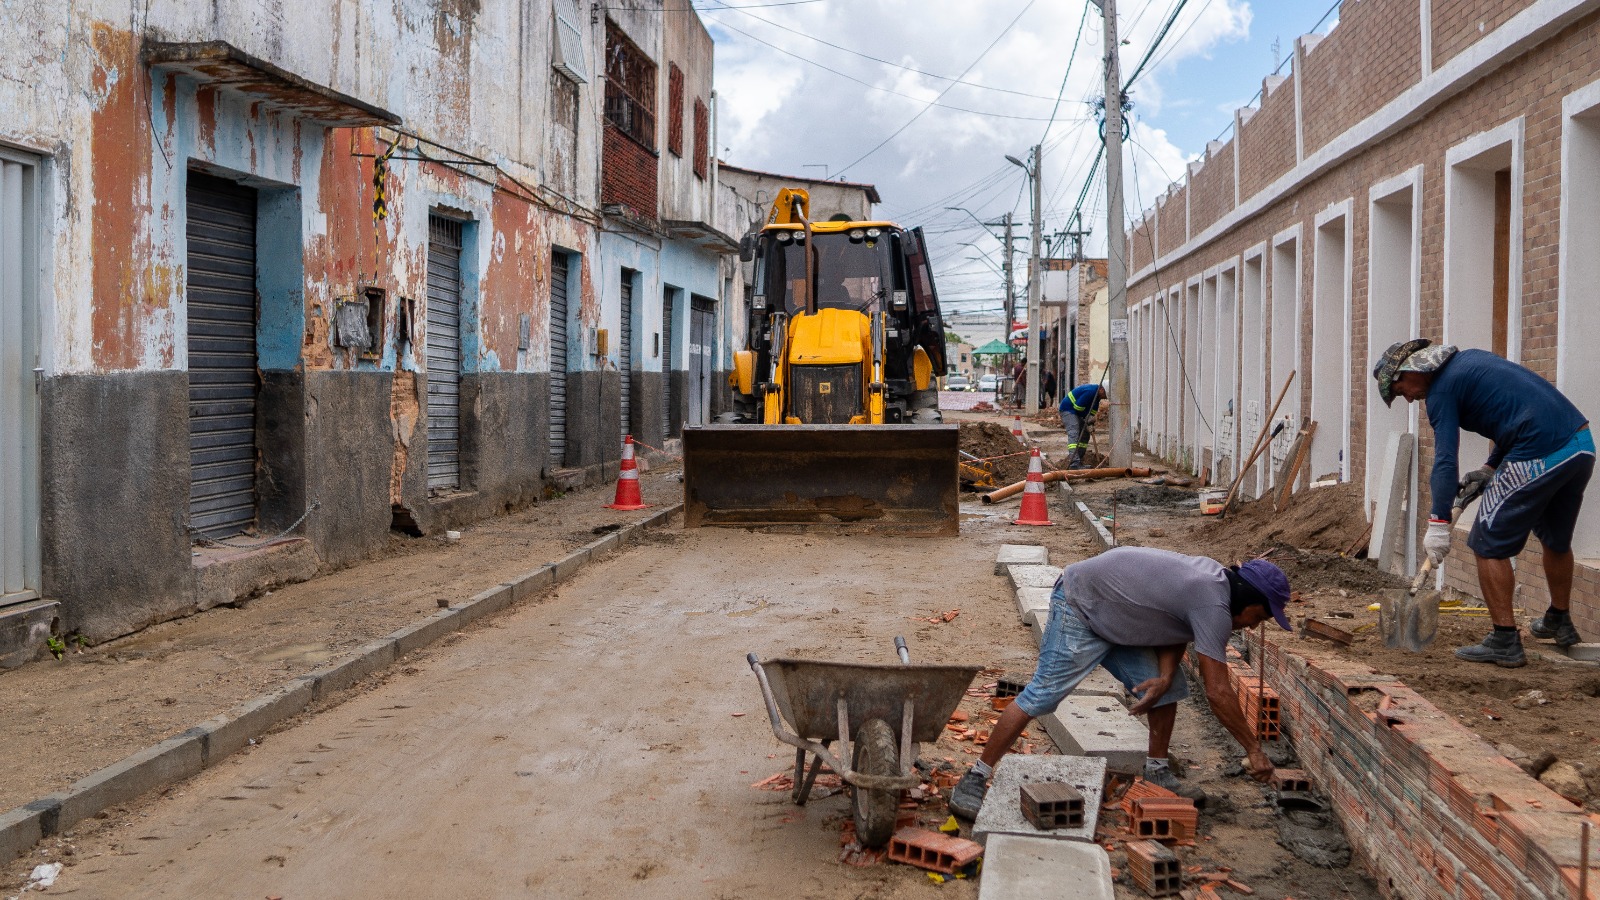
xmin=1025 ymin=609 xmax=1046 ymax=646
xmin=1074 ymin=668 xmax=1129 ymax=700
xmin=1369 ymin=432 xmax=1414 ymax=574
xmin=995 ymin=544 xmax=1049 ymax=575
xmin=972 ymin=754 xmax=1106 ymax=845
xmin=977 ymin=833 xmax=1113 ymax=900
xmin=1563 ymin=643 xmax=1600 ymax=662
xmin=1008 ymin=564 xmax=1062 ymax=591
xmin=1039 ymin=696 xmax=1148 ymax=774
xmin=1015 ymin=587 xmax=1052 ymax=621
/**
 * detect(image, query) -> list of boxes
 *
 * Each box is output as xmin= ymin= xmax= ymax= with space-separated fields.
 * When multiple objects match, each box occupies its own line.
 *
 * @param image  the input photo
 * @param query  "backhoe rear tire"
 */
xmin=851 ymin=718 xmax=901 ymax=848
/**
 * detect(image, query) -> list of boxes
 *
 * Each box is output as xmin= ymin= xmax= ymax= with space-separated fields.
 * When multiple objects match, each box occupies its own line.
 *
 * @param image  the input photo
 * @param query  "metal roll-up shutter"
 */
xmin=186 ymin=171 xmax=259 ymax=540
xmin=619 ymin=272 xmax=633 ymax=439
xmin=426 ymin=215 xmax=464 ymax=491
xmin=661 ymin=289 xmax=674 ymax=438
xmin=549 ymin=251 xmax=569 ymax=467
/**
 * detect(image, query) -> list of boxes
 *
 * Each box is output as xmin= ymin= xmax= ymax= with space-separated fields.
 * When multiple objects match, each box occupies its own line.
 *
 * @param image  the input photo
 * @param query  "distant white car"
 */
xmin=977 ymin=375 xmax=1000 ymax=393
xmin=944 ymin=375 xmax=972 ymax=391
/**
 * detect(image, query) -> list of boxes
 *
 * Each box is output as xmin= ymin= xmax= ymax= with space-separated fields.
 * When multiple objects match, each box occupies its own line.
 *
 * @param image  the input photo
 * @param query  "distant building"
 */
xmin=716 ymin=164 xmax=881 ymax=223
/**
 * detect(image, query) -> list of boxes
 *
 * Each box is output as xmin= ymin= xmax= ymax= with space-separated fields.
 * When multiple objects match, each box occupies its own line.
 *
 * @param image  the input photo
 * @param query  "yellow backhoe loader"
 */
xmin=682 ymin=188 xmax=959 ymax=534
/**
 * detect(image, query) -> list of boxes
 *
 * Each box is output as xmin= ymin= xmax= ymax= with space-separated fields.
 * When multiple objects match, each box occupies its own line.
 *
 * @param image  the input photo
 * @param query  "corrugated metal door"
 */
xmin=619 ymin=271 xmax=633 ymax=438
xmin=186 ymin=171 xmax=259 ymax=540
xmin=689 ymin=296 xmax=715 ymax=425
xmin=0 ymin=152 xmax=40 ymax=602
xmin=426 ymin=216 xmax=464 ymax=491
xmin=661 ymin=289 xmax=674 ymax=437
xmin=549 ymin=251 xmax=570 ymax=467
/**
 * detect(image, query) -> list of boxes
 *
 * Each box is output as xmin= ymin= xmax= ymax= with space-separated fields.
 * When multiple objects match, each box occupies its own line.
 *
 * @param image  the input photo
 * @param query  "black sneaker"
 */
xmin=1454 ymin=631 xmax=1527 ymax=668
xmin=1529 ymin=614 xmax=1582 ymax=648
xmin=947 ymin=768 xmax=989 ymax=820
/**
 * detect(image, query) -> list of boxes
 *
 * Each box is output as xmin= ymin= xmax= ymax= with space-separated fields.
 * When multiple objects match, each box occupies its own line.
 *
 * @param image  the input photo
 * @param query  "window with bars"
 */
xmin=605 ymin=22 xmax=656 ymax=149
xmin=667 ymin=64 xmax=684 ymax=157
xmin=692 ymin=97 xmax=708 ymax=180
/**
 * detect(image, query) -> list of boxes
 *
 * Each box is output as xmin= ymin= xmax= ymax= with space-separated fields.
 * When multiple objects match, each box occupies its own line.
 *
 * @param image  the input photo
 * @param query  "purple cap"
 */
xmin=1238 ymin=559 xmax=1293 ymax=631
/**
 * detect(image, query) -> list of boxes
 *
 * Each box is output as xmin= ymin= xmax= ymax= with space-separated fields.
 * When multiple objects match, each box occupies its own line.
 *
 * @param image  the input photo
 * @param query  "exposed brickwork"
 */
xmin=601 ymin=123 xmax=658 ymax=220
xmin=1237 ymin=75 xmax=1297 ymax=199
xmin=1127 ymin=4 xmax=1600 ymax=627
xmin=1242 ymin=637 xmax=1598 ymax=900
xmin=1299 ymin=0 xmax=1421 ymax=156
xmin=1157 ymin=194 xmax=1185 ymax=259
xmin=1187 ymin=141 xmax=1235 ymax=237
xmin=1432 ymin=0 xmax=1537 ymax=72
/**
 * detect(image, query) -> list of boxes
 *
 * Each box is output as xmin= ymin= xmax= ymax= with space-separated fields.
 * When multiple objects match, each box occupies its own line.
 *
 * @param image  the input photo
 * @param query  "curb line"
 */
xmin=0 ymin=502 xmax=684 ymax=863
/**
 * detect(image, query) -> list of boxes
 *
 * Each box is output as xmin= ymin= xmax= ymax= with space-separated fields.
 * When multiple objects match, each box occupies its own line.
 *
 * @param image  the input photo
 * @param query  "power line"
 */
xmin=1037 ymin=0 xmax=1092 ymax=144
xmin=833 ymin=0 xmax=1039 ymax=179
xmin=702 ymin=0 xmax=1067 ymax=101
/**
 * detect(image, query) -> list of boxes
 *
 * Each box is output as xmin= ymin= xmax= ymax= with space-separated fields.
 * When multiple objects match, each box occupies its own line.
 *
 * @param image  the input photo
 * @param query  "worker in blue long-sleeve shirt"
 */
xmin=1059 ymin=383 xmax=1105 ymax=469
xmin=1372 ymin=339 xmax=1593 ymax=667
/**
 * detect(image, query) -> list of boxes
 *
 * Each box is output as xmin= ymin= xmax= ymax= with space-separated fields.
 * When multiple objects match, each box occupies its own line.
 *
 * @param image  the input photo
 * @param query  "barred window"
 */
xmin=667 ymin=64 xmax=684 ymax=157
xmin=605 ymin=22 xmax=656 ymax=149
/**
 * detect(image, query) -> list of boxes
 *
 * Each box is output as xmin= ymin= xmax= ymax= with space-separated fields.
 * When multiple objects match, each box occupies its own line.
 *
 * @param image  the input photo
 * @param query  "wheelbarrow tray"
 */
xmin=759 ymin=658 xmax=982 ymax=744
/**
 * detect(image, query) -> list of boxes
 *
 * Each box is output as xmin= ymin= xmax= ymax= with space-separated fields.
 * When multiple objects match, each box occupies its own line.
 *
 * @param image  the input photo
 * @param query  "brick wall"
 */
xmin=1187 ymin=142 xmax=1236 ymax=236
xmin=1231 ymin=638 xmax=1600 ymax=900
xmin=1237 ymin=76 xmax=1297 ymax=200
xmin=1432 ymin=0 xmax=1538 ymax=71
xmin=601 ymin=123 xmax=658 ymax=219
xmin=1127 ymin=3 xmax=1600 ymax=625
xmin=1130 ymin=218 xmax=1155 ymax=272
xmin=1299 ymin=0 xmax=1421 ymax=156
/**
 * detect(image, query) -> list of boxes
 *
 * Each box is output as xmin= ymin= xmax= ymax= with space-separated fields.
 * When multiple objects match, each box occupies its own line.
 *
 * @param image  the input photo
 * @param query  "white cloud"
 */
xmin=708 ymin=0 xmax=1252 ymax=300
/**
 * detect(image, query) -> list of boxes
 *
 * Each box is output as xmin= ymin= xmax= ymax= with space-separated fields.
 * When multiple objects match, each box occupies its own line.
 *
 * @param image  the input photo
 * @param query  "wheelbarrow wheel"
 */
xmin=851 ymin=718 xmax=901 ymax=848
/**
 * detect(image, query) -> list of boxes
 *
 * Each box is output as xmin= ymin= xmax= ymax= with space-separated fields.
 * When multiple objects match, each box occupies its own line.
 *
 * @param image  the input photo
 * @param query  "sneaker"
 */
xmin=1454 ymin=631 xmax=1527 ymax=668
xmin=1529 ymin=614 xmax=1583 ymax=648
xmin=1141 ymin=767 xmax=1208 ymax=805
xmin=947 ymin=768 xmax=989 ymax=820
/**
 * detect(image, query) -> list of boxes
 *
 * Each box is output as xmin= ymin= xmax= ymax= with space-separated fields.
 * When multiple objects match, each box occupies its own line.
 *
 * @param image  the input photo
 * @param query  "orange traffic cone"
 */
xmin=605 ymin=435 xmax=651 ymax=510
xmin=1013 ymin=449 xmax=1055 ymax=526
xmin=1012 ymin=416 xmax=1025 ymax=442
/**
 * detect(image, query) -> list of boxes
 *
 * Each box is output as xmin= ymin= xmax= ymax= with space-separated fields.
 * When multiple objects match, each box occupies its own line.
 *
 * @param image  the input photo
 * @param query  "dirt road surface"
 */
xmin=21 ymin=522 xmax=1046 ymax=898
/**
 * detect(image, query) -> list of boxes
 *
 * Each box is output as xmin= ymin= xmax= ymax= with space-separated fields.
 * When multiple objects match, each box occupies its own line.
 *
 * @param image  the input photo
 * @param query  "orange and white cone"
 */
xmin=1013 ymin=449 xmax=1055 ymax=526
xmin=1012 ymin=415 xmax=1025 ymax=442
xmin=605 ymin=435 xmax=651 ymax=510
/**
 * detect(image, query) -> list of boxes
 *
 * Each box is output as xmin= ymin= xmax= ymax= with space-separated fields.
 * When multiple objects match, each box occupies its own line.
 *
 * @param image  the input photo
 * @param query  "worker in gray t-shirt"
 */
xmin=949 ymin=547 xmax=1293 ymax=819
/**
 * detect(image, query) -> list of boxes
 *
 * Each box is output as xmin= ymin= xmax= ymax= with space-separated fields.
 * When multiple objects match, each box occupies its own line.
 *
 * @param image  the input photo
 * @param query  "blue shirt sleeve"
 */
xmin=1426 ymin=393 xmax=1460 ymax=521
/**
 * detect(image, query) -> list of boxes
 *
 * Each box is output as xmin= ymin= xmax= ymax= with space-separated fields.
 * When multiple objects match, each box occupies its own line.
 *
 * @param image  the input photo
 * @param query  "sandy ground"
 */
xmin=2 ymin=414 xmax=1388 ymax=897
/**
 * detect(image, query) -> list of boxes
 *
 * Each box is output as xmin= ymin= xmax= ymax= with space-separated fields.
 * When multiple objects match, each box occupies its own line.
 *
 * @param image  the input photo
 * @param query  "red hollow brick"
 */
xmin=886 ymin=828 xmax=983 ymax=875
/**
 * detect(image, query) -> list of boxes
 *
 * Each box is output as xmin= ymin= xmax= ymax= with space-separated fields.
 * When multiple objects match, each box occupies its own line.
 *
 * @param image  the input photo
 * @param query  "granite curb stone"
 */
xmin=972 ymin=754 xmax=1107 ymax=845
xmin=977 ymin=833 xmax=1113 ymax=900
xmin=995 ymin=544 xmax=1049 ymax=575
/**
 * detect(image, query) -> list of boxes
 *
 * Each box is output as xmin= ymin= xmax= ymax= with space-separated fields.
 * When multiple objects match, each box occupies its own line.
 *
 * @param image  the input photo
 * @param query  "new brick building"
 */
xmin=1124 ymin=0 xmax=1600 ymax=633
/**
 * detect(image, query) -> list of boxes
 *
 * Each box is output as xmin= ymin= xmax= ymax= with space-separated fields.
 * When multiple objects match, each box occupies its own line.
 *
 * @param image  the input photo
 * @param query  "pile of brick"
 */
xmin=1253 ymin=638 xmax=1599 ymax=898
xmin=1119 ymin=780 xmax=1200 ymax=845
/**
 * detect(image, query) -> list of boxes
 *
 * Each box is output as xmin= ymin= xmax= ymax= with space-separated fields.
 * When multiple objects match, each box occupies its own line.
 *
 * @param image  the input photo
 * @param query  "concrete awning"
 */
xmin=663 ymin=218 xmax=738 ymax=252
xmin=145 ymin=41 xmax=400 ymax=128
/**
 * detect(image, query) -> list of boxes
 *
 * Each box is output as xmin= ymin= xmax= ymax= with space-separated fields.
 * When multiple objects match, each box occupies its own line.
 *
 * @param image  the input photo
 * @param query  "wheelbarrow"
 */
xmin=746 ymin=637 xmax=982 ymax=848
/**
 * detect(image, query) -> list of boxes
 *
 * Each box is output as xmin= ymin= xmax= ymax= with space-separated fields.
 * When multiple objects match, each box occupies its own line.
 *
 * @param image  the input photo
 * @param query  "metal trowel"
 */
xmin=1378 ymin=477 xmax=1486 ymax=652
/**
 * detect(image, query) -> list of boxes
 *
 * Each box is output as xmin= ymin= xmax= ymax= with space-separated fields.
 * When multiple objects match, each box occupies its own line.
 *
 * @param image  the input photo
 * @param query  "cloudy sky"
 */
xmin=704 ymin=0 xmax=1342 ymax=325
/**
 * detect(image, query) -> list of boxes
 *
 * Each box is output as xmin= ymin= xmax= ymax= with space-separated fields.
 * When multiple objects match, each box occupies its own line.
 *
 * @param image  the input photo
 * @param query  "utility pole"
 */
xmin=1025 ymin=144 xmax=1043 ymax=412
xmin=1099 ymin=0 xmax=1131 ymax=467
xmin=1001 ymin=212 xmax=1015 ymax=344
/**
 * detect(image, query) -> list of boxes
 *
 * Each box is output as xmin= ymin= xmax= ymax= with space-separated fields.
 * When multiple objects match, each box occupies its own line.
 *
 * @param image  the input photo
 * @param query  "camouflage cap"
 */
xmin=1397 ymin=342 xmax=1458 ymax=375
xmin=1371 ymin=338 xmax=1432 ymax=407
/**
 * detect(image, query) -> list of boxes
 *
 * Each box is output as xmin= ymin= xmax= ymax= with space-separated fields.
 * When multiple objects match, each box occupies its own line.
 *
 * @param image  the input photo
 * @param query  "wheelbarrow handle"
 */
xmin=747 ymin=652 xmax=760 ymax=670
xmin=894 ymin=636 xmax=909 ymax=665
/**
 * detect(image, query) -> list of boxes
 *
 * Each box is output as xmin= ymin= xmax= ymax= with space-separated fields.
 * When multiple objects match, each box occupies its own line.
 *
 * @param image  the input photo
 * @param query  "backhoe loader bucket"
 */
xmin=683 ymin=425 xmax=960 ymax=535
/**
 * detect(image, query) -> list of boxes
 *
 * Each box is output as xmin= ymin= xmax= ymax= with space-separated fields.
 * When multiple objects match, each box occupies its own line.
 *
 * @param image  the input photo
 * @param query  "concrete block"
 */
xmin=1074 ymin=668 xmax=1128 ymax=700
xmin=508 ymin=565 xmax=555 ymax=602
xmin=553 ymin=547 xmax=592 ymax=582
xmin=390 ymin=610 xmax=463 ymax=657
xmin=55 ymin=729 xmax=206 ymax=831
xmin=453 ymin=583 xmax=514 ymax=624
xmin=585 ymin=530 xmax=621 ymax=557
xmin=1039 ymin=696 xmax=1148 ymax=774
xmin=1561 ymin=642 xmax=1600 ymax=662
xmin=306 ymin=638 xmax=396 ymax=701
xmin=1073 ymin=500 xmax=1114 ymax=551
xmin=1015 ymin=587 xmax=1052 ymax=620
xmin=972 ymin=754 xmax=1105 ymax=845
xmin=1008 ymin=564 xmax=1061 ymax=591
xmin=1025 ymin=609 xmax=1046 ymax=646
xmin=198 ymin=677 xmax=315 ymax=766
xmin=995 ymin=544 xmax=1049 ymax=575
xmin=976 ymin=833 xmax=1113 ymax=900
xmin=0 ymin=799 xmax=56 ymax=863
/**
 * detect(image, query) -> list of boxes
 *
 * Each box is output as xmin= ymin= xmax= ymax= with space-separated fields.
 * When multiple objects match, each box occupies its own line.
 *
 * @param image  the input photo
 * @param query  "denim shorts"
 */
xmin=1014 ymin=582 xmax=1189 ymax=718
xmin=1468 ymin=428 xmax=1595 ymax=559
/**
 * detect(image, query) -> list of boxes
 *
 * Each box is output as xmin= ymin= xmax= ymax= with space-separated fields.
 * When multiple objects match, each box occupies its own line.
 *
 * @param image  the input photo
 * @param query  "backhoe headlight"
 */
xmin=865 ymin=228 xmax=882 ymax=238
xmin=849 ymin=229 xmax=865 ymax=241
xmin=775 ymin=232 xmax=793 ymax=244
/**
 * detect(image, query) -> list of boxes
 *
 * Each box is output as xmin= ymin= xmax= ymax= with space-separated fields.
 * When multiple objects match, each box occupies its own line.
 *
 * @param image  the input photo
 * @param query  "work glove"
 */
xmin=1457 ymin=465 xmax=1494 ymax=506
xmin=1424 ymin=518 xmax=1453 ymax=566
xmin=1083 ymin=414 xmax=1096 ymax=432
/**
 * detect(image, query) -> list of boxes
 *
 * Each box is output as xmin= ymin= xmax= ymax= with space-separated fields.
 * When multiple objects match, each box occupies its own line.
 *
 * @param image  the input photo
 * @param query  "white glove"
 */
xmin=1424 ymin=519 xmax=1453 ymax=565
